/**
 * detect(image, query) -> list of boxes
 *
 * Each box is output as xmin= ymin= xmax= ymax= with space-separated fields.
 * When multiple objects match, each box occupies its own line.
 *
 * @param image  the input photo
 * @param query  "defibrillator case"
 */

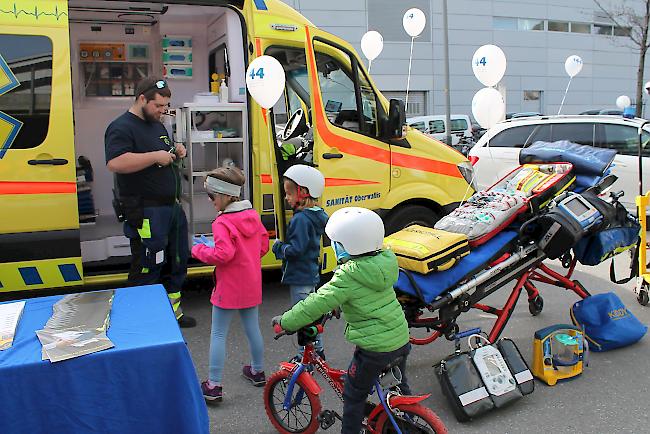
xmin=383 ymin=225 xmax=470 ymax=274
xmin=436 ymin=335 xmax=531 ymax=422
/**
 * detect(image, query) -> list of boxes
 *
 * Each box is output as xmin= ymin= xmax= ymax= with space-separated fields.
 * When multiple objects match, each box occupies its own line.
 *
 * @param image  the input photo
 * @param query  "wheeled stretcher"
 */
xmin=393 ymin=141 xmax=622 ymax=345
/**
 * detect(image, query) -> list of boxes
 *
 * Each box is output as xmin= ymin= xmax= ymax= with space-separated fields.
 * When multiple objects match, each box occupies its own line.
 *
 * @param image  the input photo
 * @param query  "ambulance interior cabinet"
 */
xmin=177 ymin=103 xmax=248 ymax=235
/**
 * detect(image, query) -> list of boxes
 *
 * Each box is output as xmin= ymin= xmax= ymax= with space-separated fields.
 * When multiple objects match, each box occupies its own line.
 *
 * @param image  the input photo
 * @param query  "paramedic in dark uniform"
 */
xmin=105 ymin=76 xmax=196 ymax=328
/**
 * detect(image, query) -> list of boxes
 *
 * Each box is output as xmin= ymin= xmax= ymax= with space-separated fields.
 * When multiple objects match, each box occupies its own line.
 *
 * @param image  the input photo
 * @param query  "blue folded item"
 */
xmin=394 ymin=231 xmax=519 ymax=303
xmin=520 ymin=141 xmax=616 ymax=177
xmin=570 ymin=292 xmax=647 ymax=351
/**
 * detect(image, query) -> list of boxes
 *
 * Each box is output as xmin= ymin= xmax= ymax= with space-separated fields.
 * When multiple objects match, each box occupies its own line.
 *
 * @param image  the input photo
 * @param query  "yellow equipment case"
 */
xmin=384 ymin=225 xmax=470 ymax=274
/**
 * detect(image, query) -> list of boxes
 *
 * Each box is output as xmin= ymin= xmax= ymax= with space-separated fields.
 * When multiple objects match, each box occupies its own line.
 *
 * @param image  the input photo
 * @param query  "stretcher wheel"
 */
xmin=637 ymin=285 xmax=649 ymax=306
xmin=528 ymin=296 xmax=544 ymax=316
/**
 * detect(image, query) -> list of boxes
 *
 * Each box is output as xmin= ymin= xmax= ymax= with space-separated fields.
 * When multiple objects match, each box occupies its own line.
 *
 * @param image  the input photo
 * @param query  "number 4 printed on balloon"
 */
xmin=249 ymin=67 xmax=265 ymax=80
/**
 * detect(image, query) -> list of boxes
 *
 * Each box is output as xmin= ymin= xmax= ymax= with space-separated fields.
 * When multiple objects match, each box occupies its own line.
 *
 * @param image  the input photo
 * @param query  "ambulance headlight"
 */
xmin=457 ymin=161 xmax=477 ymax=191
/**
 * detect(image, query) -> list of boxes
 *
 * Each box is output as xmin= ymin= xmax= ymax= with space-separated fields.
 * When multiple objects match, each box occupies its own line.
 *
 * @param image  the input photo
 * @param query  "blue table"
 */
xmin=0 ymin=285 xmax=209 ymax=434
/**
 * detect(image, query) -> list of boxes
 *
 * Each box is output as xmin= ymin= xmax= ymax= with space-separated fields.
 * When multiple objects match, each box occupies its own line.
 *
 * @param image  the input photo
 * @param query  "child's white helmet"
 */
xmin=325 ymin=207 xmax=385 ymax=255
xmin=283 ymin=165 xmax=325 ymax=198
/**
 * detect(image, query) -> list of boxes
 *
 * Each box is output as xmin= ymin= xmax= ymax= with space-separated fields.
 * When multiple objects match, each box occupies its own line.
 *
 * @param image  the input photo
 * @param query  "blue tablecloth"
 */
xmin=0 ymin=285 xmax=209 ymax=434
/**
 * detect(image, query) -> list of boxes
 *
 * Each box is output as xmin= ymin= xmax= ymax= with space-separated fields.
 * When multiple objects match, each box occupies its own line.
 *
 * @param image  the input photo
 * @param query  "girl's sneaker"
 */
xmin=201 ymin=381 xmax=223 ymax=402
xmin=242 ymin=365 xmax=266 ymax=386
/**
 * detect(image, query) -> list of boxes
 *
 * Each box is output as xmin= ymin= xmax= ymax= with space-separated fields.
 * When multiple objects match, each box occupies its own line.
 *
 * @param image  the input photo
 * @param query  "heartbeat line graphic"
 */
xmin=0 ymin=3 xmax=68 ymax=20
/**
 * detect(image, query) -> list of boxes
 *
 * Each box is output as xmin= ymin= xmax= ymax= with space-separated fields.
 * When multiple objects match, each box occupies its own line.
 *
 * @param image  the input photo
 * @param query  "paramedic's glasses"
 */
xmin=207 ymin=192 xmax=216 ymax=201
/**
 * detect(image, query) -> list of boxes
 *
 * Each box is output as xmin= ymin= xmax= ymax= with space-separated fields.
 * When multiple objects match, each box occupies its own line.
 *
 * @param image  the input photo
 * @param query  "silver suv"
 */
xmin=468 ymin=115 xmax=649 ymax=211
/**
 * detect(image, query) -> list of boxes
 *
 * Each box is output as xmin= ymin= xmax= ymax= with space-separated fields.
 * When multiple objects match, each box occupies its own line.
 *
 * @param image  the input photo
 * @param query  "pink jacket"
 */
xmin=191 ymin=201 xmax=269 ymax=309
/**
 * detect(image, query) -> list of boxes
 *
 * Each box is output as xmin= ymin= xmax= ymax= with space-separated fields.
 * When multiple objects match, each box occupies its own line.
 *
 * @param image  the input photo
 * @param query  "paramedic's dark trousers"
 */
xmin=124 ymin=204 xmax=189 ymax=319
xmin=342 ymin=343 xmax=411 ymax=434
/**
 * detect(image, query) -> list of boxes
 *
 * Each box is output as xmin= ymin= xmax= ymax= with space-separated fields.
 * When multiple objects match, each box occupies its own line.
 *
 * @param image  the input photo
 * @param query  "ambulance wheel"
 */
xmin=528 ymin=296 xmax=544 ymax=316
xmin=385 ymin=205 xmax=441 ymax=235
xmin=637 ymin=287 xmax=649 ymax=306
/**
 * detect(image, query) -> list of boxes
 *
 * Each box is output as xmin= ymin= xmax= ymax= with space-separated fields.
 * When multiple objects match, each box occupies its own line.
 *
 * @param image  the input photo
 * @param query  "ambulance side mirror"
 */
xmin=383 ymin=99 xmax=406 ymax=140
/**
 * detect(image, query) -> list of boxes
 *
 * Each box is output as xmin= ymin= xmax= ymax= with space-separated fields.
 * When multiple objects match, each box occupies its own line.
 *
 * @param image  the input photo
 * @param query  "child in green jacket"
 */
xmin=273 ymin=207 xmax=411 ymax=434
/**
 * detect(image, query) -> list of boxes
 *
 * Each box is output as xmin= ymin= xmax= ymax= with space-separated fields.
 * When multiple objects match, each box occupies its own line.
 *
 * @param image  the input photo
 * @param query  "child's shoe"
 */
xmin=201 ymin=381 xmax=223 ymax=402
xmin=242 ymin=365 xmax=266 ymax=386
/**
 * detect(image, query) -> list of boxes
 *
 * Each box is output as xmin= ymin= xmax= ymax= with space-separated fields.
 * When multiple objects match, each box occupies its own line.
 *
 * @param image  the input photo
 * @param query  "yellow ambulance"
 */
xmin=0 ymin=0 xmax=475 ymax=294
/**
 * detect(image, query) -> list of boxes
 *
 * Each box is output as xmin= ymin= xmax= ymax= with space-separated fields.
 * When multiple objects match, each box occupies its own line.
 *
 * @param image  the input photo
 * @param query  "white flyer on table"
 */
xmin=0 ymin=301 xmax=26 ymax=350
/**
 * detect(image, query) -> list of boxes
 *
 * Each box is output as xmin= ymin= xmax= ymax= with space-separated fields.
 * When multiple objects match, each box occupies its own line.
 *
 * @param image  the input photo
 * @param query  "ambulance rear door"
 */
xmin=0 ymin=0 xmax=82 ymax=293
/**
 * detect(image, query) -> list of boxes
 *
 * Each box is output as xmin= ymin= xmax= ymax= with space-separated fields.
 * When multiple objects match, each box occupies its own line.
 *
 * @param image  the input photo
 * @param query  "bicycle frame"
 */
xmin=278 ymin=339 xmax=427 ymax=433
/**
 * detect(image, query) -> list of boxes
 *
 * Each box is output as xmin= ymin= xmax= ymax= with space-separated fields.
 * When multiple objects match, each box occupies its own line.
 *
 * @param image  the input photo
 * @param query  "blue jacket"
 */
xmin=273 ymin=207 xmax=328 ymax=285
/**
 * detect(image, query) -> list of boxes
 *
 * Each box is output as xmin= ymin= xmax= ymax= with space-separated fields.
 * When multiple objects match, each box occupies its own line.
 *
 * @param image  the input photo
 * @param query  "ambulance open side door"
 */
xmin=0 ymin=1 xmax=82 ymax=293
xmin=304 ymin=27 xmax=391 ymax=214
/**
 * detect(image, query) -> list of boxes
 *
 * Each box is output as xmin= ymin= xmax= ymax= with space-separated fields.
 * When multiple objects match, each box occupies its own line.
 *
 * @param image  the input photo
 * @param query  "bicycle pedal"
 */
xmin=318 ymin=410 xmax=338 ymax=430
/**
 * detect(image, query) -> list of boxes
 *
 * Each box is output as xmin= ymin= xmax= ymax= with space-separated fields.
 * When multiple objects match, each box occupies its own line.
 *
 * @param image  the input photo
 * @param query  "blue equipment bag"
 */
xmin=570 ymin=292 xmax=647 ymax=352
xmin=519 ymin=141 xmax=616 ymax=177
xmin=573 ymin=224 xmax=640 ymax=266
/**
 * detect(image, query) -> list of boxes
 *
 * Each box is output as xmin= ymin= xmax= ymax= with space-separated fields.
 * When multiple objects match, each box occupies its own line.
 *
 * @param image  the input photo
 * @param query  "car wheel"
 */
xmin=385 ymin=205 xmax=441 ymax=235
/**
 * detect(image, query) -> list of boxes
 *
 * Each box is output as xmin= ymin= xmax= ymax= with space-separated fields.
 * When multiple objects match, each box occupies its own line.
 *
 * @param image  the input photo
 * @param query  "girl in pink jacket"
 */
xmin=191 ymin=166 xmax=269 ymax=402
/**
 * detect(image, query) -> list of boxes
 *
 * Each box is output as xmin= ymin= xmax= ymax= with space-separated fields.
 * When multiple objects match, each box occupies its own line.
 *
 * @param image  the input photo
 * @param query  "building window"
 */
xmin=368 ymin=0 xmax=431 ymax=42
xmin=0 ymin=34 xmax=53 ymax=151
xmin=594 ymin=24 xmax=613 ymax=35
xmin=614 ymin=26 xmax=631 ymax=37
xmin=519 ymin=18 xmax=544 ymax=31
xmin=494 ymin=17 xmax=517 ymax=30
xmin=548 ymin=21 xmax=569 ymax=32
xmin=571 ymin=22 xmax=591 ymax=34
xmin=524 ymin=90 xmax=541 ymax=101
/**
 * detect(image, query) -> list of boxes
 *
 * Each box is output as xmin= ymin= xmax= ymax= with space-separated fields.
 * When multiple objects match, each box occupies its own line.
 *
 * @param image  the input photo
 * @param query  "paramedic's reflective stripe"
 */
xmin=168 ymin=291 xmax=183 ymax=319
xmin=0 ymin=181 xmax=77 ymax=194
xmin=458 ymin=386 xmax=489 ymax=406
xmin=138 ymin=219 xmax=152 ymax=239
xmin=304 ymin=27 xmax=462 ymax=179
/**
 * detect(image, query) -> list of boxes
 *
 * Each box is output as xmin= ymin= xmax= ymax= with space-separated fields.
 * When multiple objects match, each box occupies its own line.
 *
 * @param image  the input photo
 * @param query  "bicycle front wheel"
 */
xmin=263 ymin=370 xmax=322 ymax=434
xmin=374 ymin=403 xmax=448 ymax=434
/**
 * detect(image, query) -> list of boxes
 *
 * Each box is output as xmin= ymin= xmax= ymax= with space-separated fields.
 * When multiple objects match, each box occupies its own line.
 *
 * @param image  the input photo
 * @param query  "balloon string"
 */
xmin=558 ymin=77 xmax=572 ymax=115
xmin=266 ymin=110 xmax=279 ymax=240
xmin=368 ymin=59 xmax=372 ymax=73
xmin=406 ymin=37 xmax=414 ymax=110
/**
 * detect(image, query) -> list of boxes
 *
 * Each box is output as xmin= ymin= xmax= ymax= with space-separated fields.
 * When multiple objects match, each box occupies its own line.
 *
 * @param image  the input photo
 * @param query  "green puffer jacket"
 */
xmin=280 ymin=250 xmax=409 ymax=353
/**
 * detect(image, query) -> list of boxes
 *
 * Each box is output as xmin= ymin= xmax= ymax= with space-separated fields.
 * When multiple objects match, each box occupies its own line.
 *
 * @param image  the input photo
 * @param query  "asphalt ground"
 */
xmin=180 ymin=258 xmax=650 ymax=434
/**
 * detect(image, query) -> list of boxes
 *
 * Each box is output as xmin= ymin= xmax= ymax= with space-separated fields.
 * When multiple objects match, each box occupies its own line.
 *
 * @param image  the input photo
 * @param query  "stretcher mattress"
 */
xmin=394 ymin=230 xmax=519 ymax=304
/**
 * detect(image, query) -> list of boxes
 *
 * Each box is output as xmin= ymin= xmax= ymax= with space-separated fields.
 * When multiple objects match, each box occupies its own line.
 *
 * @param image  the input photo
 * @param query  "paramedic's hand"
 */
xmin=174 ymin=143 xmax=187 ymax=159
xmin=153 ymin=150 xmax=176 ymax=166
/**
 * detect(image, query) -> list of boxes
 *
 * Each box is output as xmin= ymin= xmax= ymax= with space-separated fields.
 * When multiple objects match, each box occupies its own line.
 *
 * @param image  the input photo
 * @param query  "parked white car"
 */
xmin=468 ymin=115 xmax=649 ymax=212
xmin=407 ymin=114 xmax=473 ymax=146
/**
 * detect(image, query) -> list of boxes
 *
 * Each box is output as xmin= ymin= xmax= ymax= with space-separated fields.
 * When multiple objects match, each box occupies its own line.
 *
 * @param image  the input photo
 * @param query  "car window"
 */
xmin=526 ymin=124 xmax=551 ymax=145
xmin=429 ymin=120 xmax=445 ymax=134
xmin=549 ymin=123 xmax=595 ymax=146
xmin=601 ymin=124 xmax=650 ymax=157
xmin=410 ymin=121 xmax=426 ymax=132
xmin=487 ymin=125 xmax=536 ymax=148
xmin=450 ymin=118 xmax=468 ymax=132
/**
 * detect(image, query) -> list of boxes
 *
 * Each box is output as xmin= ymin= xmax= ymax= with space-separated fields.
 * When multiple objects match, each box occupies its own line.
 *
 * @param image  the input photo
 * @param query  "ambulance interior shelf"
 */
xmin=177 ymin=102 xmax=248 ymax=236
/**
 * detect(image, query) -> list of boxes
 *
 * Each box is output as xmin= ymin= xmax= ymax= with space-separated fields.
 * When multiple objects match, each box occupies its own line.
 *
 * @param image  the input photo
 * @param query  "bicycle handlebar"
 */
xmin=272 ymin=312 xmax=333 ymax=340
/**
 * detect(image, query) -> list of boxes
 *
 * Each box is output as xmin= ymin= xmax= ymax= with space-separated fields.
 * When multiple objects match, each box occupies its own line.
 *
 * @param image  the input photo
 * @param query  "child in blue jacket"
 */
xmin=272 ymin=164 xmax=328 ymax=358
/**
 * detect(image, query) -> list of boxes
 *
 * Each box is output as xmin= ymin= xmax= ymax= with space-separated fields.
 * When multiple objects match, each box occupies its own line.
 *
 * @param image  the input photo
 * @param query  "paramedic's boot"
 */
xmin=178 ymin=314 xmax=197 ymax=328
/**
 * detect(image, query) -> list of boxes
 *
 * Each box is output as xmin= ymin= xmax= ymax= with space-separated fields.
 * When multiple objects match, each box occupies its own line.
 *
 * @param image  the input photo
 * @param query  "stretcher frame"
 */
xmin=399 ymin=243 xmax=591 ymax=346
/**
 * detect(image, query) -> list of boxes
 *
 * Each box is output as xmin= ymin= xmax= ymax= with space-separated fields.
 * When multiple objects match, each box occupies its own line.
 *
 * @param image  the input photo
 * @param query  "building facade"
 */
xmin=282 ymin=0 xmax=650 ymax=118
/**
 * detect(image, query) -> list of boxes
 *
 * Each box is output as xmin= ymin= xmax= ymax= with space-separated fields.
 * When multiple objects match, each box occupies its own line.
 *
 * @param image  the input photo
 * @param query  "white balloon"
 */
xmin=564 ymin=55 xmax=583 ymax=78
xmin=245 ymin=55 xmax=286 ymax=109
xmin=471 ymin=45 xmax=507 ymax=87
xmin=472 ymin=87 xmax=506 ymax=129
xmin=645 ymin=81 xmax=650 ymax=95
xmin=616 ymin=95 xmax=631 ymax=109
xmin=403 ymin=8 xmax=426 ymax=37
xmin=361 ymin=31 xmax=384 ymax=61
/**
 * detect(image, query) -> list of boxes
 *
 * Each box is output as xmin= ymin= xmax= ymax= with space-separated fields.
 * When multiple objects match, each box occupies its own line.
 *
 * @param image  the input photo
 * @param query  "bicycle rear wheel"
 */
xmin=374 ymin=403 xmax=448 ymax=434
xmin=263 ymin=370 xmax=322 ymax=434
